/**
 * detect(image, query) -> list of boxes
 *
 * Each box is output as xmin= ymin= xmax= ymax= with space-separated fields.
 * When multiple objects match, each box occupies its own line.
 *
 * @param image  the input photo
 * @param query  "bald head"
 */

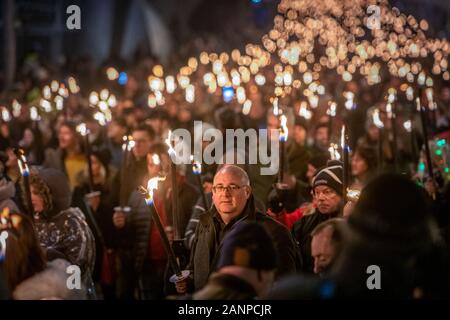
xmin=212 ymin=165 xmax=252 ymax=224
xmin=214 ymin=165 xmax=250 ymax=187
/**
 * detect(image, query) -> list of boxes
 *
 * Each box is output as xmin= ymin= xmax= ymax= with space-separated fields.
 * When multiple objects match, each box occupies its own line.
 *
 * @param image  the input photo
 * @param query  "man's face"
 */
xmin=311 ymin=226 xmax=336 ymax=275
xmin=313 ymin=185 xmax=342 ymax=214
xmin=132 ymin=130 xmax=152 ymax=159
xmin=212 ymin=171 xmax=251 ymax=222
xmin=315 ymin=127 xmax=329 ymax=147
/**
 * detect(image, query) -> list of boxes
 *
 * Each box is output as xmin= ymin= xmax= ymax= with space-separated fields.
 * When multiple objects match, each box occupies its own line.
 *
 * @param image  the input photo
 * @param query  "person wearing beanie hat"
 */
xmin=311 ymin=160 xmax=344 ymax=196
xmin=193 ymin=222 xmax=277 ymax=300
xmin=293 ymin=160 xmax=344 ymax=274
xmin=29 ymin=168 xmax=96 ymax=298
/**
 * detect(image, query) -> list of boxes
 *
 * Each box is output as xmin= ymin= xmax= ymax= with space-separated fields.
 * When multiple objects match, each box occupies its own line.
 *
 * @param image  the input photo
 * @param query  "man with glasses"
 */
xmin=292 ymin=160 xmax=344 ymax=274
xmin=175 ymin=165 xmax=298 ymax=294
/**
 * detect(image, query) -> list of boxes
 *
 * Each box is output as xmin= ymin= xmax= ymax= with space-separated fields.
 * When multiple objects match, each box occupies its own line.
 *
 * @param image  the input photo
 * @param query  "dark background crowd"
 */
xmin=0 ymin=0 xmax=450 ymax=300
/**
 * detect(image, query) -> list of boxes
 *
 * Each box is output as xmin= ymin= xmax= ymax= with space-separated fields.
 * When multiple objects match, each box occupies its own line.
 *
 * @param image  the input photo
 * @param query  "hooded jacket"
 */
xmin=33 ymin=169 xmax=96 ymax=288
xmin=189 ymin=194 xmax=299 ymax=291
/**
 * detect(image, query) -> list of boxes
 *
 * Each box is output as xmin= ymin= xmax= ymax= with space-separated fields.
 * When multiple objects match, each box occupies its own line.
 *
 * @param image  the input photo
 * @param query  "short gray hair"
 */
xmin=215 ymin=164 xmax=250 ymax=186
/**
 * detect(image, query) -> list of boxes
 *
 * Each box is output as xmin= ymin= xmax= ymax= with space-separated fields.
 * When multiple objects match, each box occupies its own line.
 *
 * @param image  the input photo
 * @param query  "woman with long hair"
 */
xmin=2 ymin=211 xmax=84 ymax=299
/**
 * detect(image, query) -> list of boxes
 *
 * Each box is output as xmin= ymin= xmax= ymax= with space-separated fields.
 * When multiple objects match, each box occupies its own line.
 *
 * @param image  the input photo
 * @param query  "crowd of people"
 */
xmin=0 ymin=33 xmax=450 ymax=300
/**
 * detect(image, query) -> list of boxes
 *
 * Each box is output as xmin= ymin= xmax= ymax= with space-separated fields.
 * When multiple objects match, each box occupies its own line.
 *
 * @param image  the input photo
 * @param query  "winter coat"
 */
xmin=0 ymin=178 xmax=19 ymax=213
xmin=292 ymin=209 xmax=340 ymax=273
xmin=188 ymin=195 xmax=299 ymax=291
xmin=193 ymin=273 xmax=257 ymax=300
xmin=34 ymin=208 xmax=96 ymax=287
xmin=33 ymin=168 xmax=96 ymax=289
xmin=72 ymin=167 xmax=118 ymax=281
xmin=13 ymin=259 xmax=86 ymax=300
xmin=184 ymin=193 xmax=266 ymax=250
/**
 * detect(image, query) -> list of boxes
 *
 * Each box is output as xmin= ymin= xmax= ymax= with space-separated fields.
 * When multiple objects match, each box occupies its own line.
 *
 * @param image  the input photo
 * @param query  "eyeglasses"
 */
xmin=212 ymin=184 xmax=246 ymax=194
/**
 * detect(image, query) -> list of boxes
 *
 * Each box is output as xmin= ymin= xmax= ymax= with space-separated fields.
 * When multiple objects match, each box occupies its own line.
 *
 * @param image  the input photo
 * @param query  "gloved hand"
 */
xmin=268 ymin=183 xmax=290 ymax=215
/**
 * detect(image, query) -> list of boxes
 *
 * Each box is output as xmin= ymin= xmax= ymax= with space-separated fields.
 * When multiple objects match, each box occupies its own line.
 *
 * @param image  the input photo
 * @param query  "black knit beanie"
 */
xmin=312 ymin=160 xmax=344 ymax=195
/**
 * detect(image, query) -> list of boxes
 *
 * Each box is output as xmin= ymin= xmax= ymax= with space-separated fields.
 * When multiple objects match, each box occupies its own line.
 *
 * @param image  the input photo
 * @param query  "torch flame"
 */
xmin=190 ymin=155 xmax=202 ymax=175
xmin=403 ymin=120 xmax=412 ymax=132
xmin=279 ymin=115 xmax=289 ymax=142
xmin=1 ymin=108 xmax=11 ymax=122
xmin=386 ymin=103 xmax=393 ymax=119
xmin=273 ymin=98 xmax=279 ymax=116
xmin=152 ymin=154 xmax=161 ymax=166
xmin=76 ymin=123 xmax=88 ymax=136
xmin=341 ymin=125 xmax=346 ymax=150
xmin=328 ymin=143 xmax=341 ymax=160
xmin=328 ymin=145 xmax=335 ymax=160
xmin=144 ymin=176 xmax=166 ymax=205
xmin=14 ymin=149 xmax=29 ymax=176
xmin=0 ymin=230 xmax=7 ymax=258
xmin=165 ymin=130 xmax=176 ymax=157
xmin=347 ymin=189 xmax=361 ymax=202
xmin=122 ymin=135 xmax=135 ymax=151
xmin=0 ymin=208 xmax=10 ymax=226
xmin=327 ymin=101 xmax=337 ymax=117
xmin=344 ymin=91 xmax=354 ymax=110
xmin=372 ymin=109 xmax=384 ymax=128
xmin=17 ymin=151 xmax=30 ymax=176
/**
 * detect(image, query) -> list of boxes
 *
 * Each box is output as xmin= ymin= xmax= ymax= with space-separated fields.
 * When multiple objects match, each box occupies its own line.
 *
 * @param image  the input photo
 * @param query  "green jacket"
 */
xmin=188 ymin=195 xmax=299 ymax=291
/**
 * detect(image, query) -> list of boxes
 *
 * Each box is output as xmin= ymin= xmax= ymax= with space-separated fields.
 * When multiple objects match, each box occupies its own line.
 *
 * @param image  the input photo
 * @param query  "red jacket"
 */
xmin=267 ymin=202 xmax=316 ymax=230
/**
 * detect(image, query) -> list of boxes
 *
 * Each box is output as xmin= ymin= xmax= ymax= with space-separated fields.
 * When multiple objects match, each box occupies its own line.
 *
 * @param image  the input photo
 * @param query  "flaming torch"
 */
xmin=373 ymin=109 xmax=384 ymax=172
xmin=165 ymin=130 xmax=180 ymax=239
xmin=138 ymin=177 xmax=190 ymax=284
xmin=278 ymin=114 xmax=289 ymax=183
xmin=387 ymin=89 xmax=398 ymax=171
xmin=115 ymin=135 xmax=134 ymax=214
xmin=14 ymin=149 xmax=34 ymax=217
xmin=191 ymin=155 xmax=208 ymax=210
xmin=341 ymin=125 xmax=349 ymax=201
